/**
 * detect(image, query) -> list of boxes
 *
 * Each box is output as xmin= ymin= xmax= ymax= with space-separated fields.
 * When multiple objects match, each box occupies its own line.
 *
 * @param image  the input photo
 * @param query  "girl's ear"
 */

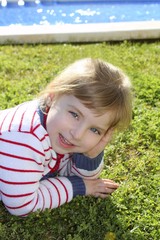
xmin=46 ymin=94 xmax=54 ymax=107
xmin=49 ymin=93 xmax=54 ymax=100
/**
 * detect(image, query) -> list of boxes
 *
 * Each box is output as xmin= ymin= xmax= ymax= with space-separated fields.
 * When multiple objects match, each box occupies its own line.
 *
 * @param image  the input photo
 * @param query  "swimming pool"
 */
xmin=0 ymin=0 xmax=160 ymax=44
xmin=0 ymin=0 xmax=160 ymax=26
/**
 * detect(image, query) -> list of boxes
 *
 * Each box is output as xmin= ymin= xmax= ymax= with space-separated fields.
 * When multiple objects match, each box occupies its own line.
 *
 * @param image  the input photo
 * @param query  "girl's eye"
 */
xmin=69 ymin=111 xmax=79 ymax=119
xmin=90 ymin=128 xmax=100 ymax=135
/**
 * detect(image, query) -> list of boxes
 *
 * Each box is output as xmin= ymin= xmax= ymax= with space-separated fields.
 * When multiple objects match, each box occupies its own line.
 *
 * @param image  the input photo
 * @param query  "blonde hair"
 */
xmin=39 ymin=58 xmax=132 ymax=130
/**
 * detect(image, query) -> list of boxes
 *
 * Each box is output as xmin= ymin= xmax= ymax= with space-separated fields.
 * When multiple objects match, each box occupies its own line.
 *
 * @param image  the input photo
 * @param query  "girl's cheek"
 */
xmin=85 ymin=133 xmax=100 ymax=146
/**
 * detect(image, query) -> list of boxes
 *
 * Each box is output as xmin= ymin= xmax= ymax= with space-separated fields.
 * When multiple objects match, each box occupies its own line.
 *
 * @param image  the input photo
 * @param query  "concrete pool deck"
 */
xmin=0 ymin=20 xmax=160 ymax=44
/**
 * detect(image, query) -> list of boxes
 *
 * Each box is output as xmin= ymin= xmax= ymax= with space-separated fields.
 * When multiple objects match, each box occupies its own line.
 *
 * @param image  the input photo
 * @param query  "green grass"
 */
xmin=0 ymin=41 xmax=160 ymax=240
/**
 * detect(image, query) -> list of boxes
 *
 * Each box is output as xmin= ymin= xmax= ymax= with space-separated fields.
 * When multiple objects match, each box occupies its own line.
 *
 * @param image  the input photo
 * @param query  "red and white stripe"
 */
xmin=0 ymin=101 xmax=73 ymax=216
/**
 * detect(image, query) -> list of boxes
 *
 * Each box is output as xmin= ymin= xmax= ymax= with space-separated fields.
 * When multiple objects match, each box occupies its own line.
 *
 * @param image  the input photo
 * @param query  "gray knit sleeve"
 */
xmin=72 ymin=152 xmax=104 ymax=171
xmin=66 ymin=152 xmax=104 ymax=197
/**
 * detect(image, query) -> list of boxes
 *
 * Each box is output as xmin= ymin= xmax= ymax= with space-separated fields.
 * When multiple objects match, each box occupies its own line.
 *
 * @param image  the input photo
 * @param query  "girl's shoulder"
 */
xmin=0 ymin=100 xmax=40 ymax=134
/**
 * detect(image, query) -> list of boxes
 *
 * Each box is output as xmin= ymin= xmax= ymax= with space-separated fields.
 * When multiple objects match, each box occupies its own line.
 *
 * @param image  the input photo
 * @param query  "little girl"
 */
xmin=0 ymin=58 xmax=132 ymax=216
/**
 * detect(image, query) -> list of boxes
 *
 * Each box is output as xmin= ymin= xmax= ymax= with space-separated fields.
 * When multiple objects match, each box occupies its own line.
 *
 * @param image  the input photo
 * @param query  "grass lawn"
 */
xmin=0 ymin=41 xmax=159 ymax=240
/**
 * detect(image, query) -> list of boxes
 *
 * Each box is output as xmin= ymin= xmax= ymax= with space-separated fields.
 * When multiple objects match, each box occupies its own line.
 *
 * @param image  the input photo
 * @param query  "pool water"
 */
xmin=0 ymin=0 xmax=160 ymax=26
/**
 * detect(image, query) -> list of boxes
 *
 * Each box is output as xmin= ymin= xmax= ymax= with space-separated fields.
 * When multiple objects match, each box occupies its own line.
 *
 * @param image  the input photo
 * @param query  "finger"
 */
xmin=93 ymin=128 xmax=114 ymax=153
xmin=95 ymin=180 xmax=119 ymax=191
xmin=97 ymin=186 xmax=117 ymax=194
xmin=102 ymin=127 xmax=114 ymax=143
xmin=100 ymin=179 xmax=120 ymax=189
xmin=94 ymin=192 xmax=110 ymax=199
xmin=104 ymin=182 xmax=119 ymax=189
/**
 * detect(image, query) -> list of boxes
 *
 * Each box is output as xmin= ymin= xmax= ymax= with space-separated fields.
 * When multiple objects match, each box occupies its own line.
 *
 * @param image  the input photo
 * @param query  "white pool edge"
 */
xmin=0 ymin=21 xmax=160 ymax=44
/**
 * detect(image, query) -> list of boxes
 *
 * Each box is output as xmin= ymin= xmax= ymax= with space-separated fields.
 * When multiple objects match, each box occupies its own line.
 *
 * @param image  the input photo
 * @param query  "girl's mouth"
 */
xmin=58 ymin=134 xmax=75 ymax=149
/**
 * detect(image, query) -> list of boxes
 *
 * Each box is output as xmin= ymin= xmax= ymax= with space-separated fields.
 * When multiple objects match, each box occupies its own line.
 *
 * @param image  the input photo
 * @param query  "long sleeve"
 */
xmin=71 ymin=152 xmax=104 ymax=178
xmin=0 ymin=130 xmax=73 ymax=216
xmin=0 ymin=101 xmax=73 ymax=216
xmin=58 ymin=152 xmax=104 ymax=179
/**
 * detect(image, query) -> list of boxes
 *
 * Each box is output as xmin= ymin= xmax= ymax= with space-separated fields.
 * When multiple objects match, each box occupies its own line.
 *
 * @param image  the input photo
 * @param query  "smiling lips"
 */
xmin=59 ymin=134 xmax=75 ymax=148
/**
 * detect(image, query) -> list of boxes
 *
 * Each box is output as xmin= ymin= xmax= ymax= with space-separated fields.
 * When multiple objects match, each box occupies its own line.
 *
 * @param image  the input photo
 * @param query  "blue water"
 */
xmin=0 ymin=1 xmax=160 ymax=26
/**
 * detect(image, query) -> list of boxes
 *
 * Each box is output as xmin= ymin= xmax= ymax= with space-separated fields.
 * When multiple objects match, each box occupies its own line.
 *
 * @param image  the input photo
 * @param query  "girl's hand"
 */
xmin=83 ymin=178 xmax=119 ymax=198
xmin=84 ymin=128 xmax=114 ymax=158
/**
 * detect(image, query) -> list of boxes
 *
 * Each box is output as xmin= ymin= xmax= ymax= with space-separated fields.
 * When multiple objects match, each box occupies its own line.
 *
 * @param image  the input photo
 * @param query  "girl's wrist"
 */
xmin=67 ymin=176 xmax=86 ymax=197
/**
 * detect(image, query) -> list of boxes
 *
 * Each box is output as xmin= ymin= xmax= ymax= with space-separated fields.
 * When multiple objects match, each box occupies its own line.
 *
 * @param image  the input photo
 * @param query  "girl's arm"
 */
xmin=71 ymin=152 xmax=104 ymax=178
xmin=0 ymin=132 xmax=73 ymax=216
xmin=59 ymin=153 xmax=119 ymax=199
xmin=58 ymin=128 xmax=118 ymax=198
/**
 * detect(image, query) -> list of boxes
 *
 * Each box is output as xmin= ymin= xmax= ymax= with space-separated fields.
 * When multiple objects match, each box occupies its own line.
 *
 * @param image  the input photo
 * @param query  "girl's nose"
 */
xmin=70 ymin=126 xmax=85 ymax=140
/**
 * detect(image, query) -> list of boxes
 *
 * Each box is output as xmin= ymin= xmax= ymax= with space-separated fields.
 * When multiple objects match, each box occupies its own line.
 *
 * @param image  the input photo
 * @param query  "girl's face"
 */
xmin=46 ymin=95 xmax=113 ymax=155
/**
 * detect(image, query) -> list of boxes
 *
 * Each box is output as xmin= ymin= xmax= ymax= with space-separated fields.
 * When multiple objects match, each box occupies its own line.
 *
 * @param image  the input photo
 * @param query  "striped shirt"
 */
xmin=0 ymin=100 xmax=104 ymax=216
